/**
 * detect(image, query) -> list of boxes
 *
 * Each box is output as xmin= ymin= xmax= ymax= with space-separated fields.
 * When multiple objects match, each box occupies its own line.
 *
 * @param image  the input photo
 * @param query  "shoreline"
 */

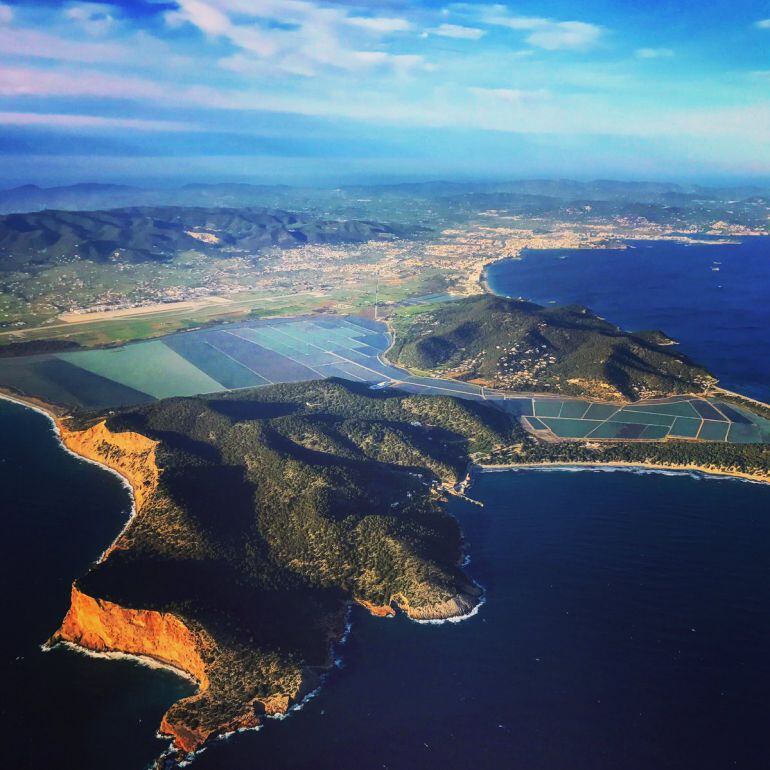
xmin=411 ymin=592 xmax=487 ymax=625
xmin=474 ymin=460 xmax=770 ymax=485
xmin=3 ymin=378 xmax=769 ymax=761
xmin=46 ymin=639 xmax=201 ymax=686
xmin=0 ymin=389 xmax=138 ymax=565
xmin=0 ymin=387 xmax=484 ymax=754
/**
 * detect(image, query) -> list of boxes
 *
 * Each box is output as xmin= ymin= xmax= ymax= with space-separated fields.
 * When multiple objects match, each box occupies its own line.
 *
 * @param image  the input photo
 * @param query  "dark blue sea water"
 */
xmin=0 ymin=400 xmax=193 ymax=770
xmin=485 ymin=237 xmax=770 ymax=403
xmin=192 ymin=469 xmax=770 ymax=770
xmin=4 ymin=397 xmax=770 ymax=769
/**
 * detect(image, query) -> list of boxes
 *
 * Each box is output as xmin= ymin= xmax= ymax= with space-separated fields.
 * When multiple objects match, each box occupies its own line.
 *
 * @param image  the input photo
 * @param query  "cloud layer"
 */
xmin=0 ymin=0 xmax=768 ymax=182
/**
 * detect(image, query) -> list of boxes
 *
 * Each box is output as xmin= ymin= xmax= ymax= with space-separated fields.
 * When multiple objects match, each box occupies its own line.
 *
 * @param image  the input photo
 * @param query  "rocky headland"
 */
xmin=42 ymin=380 xmax=509 ymax=763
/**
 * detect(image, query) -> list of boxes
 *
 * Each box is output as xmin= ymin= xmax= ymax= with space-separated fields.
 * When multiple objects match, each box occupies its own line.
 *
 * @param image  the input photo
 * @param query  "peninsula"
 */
xmin=45 ymin=380 xmax=510 ymax=763
xmin=389 ymin=294 xmax=715 ymax=400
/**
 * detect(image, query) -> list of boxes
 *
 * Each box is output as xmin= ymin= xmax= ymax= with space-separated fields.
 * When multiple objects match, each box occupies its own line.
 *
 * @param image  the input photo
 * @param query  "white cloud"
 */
xmin=636 ymin=47 xmax=674 ymax=59
xmin=0 ymin=66 xmax=169 ymax=100
xmin=345 ymin=17 xmax=412 ymax=34
xmin=428 ymin=23 xmax=485 ymax=40
xmin=469 ymin=86 xmax=550 ymax=103
xmin=65 ymin=3 xmax=116 ymax=36
xmin=476 ymin=6 xmax=603 ymax=51
xmin=167 ymin=0 xmax=423 ymax=76
xmin=0 ymin=27 xmax=133 ymax=63
xmin=0 ymin=110 xmax=193 ymax=131
xmin=0 ymin=3 xmax=12 ymax=24
xmin=526 ymin=21 xmax=602 ymax=51
xmin=755 ymin=19 xmax=770 ymax=29
xmin=167 ymin=0 xmax=230 ymax=36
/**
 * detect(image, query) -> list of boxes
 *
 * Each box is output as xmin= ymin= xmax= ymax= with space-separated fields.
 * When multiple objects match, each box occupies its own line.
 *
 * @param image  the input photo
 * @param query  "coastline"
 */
xmin=479 ymin=261 xmax=495 ymax=296
xmin=0 ymin=388 xmax=139 ymax=565
xmin=4 ymin=364 xmax=769 ymax=759
xmin=474 ymin=460 xmax=770 ymax=486
xmin=0 ymin=387 xmax=485 ymax=759
xmin=48 ymin=639 xmax=200 ymax=686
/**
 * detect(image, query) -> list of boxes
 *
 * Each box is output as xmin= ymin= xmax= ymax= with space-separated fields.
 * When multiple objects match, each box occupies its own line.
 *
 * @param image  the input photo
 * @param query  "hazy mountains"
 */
xmin=2 ymin=180 xmax=767 ymax=216
xmin=0 ymin=183 xmax=296 ymax=215
xmin=0 ymin=206 xmax=404 ymax=269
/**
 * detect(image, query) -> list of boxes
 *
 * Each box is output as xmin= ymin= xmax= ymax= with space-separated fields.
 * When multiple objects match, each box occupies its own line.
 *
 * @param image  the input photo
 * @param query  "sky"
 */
xmin=0 ymin=0 xmax=769 ymax=186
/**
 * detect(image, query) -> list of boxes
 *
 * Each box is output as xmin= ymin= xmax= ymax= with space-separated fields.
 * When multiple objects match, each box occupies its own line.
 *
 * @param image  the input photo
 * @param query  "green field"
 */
xmin=534 ymin=399 xmax=563 ymax=418
xmin=559 ymin=400 xmax=590 ymax=418
xmin=698 ymin=421 xmax=730 ymax=442
xmin=583 ymin=403 xmax=620 ymax=420
xmin=538 ymin=417 xmax=603 ymax=438
xmin=0 ymin=316 xmax=393 ymax=410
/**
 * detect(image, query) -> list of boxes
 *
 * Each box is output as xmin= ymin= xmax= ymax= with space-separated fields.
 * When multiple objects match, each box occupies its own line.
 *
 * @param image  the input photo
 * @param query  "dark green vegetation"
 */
xmin=487 ymin=437 xmax=770 ymax=481
xmin=69 ymin=379 xmax=514 ymax=748
xmin=52 ymin=372 xmax=770 ymax=761
xmin=390 ymin=295 xmax=715 ymax=400
xmin=0 ymin=338 xmax=82 ymax=357
xmin=0 ymin=207 xmax=404 ymax=269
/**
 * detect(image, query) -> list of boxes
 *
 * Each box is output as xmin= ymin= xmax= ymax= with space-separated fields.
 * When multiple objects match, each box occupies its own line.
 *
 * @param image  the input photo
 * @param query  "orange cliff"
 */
xmin=48 ymin=418 xmax=296 ymax=753
xmin=49 ymin=419 xmax=227 ymax=753
xmin=50 ymin=585 xmax=214 ymax=752
xmin=46 ymin=415 xmax=476 ymax=754
xmin=57 ymin=418 xmax=159 ymax=521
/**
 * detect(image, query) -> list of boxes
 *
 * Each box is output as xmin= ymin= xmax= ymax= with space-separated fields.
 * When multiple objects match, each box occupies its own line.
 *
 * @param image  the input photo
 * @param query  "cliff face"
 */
xmin=50 ymin=585 xmax=218 ymax=752
xmin=53 ymin=585 xmax=208 ymax=683
xmin=58 ymin=418 xmax=158 ymax=514
xmin=51 ymin=420 xmax=300 ymax=755
xmin=356 ymin=586 xmax=482 ymax=621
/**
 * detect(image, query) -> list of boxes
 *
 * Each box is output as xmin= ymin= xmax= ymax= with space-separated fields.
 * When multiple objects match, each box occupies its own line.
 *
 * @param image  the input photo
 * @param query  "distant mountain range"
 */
xmin=1 ymin=179 xmax=767 ymax=215
xmin=0 ymin=206 xmax=404 ymax=269
xmin=0 ymin=183 xmax=299 ymax=215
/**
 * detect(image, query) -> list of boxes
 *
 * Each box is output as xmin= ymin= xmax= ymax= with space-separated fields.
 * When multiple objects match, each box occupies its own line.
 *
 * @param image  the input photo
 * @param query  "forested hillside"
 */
xmin=54 ymin=379 xmax=516 ymax=758
xmin=0 ymin=206 xmax=404 ymax=269
xmin=391 ymin=295 xmax=715 ymax=400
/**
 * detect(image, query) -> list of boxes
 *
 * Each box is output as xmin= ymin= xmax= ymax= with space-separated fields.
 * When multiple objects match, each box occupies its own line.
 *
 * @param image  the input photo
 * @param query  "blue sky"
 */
xmin=0 ymin=0 xmax=769 ymax=185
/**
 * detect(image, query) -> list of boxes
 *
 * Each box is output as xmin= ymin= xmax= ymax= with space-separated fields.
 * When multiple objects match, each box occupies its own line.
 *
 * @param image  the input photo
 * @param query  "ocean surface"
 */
xmin=485 ymin=236 xmax=770 ymax=403
xmin=3 ymin=398 xmax=770 ymax=770
xmin=0 ymin=400 xmax=194 ymax=770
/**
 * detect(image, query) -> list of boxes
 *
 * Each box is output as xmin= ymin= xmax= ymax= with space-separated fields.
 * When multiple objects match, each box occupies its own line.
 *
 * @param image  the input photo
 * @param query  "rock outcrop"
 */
xmin=356 ymin=586 xmax=482 ymax=621
xmin=50 ymin=585 xmax=215 ymax=752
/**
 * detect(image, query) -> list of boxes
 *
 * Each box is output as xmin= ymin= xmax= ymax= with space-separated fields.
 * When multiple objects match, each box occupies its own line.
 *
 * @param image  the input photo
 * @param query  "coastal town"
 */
xmin=2 ymin=204 xmax=762 ymax=345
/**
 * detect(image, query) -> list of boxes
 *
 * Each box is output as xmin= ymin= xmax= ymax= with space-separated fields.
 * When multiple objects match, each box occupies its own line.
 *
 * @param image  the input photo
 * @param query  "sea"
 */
xmin=3 ymin=236 xmax=770 ymax=769
xmin=486 ymin=236 xmax=770 ymax=403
